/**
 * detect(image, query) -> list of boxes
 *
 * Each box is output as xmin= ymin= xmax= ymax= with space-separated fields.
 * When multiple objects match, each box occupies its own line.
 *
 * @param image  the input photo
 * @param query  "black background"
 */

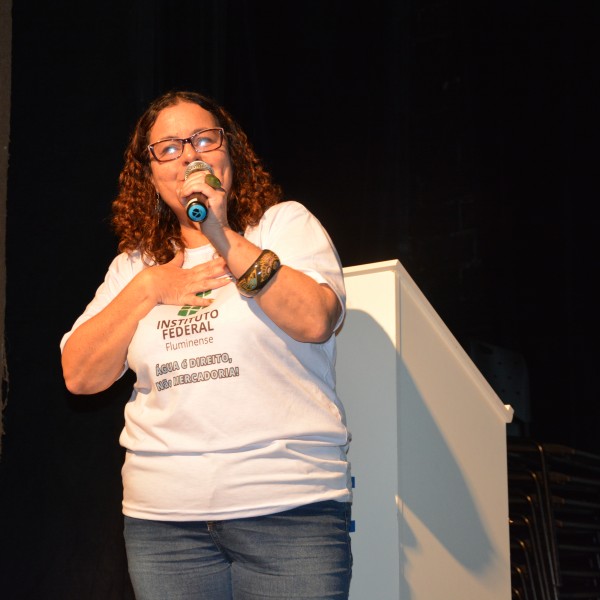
xmin=1 ymin=1 xmax=598 ymax=597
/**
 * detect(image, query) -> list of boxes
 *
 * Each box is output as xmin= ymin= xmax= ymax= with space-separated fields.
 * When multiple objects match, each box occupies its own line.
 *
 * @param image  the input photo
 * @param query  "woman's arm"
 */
xmin=62 ymin=270 xmax=159 ymax=395
xmin=205 ymin=225 xmax=342 ymax=343
xmin=182 ymin=172 xmax=345 ymax=344
xmin=62 ymin=253 xmax=230 ymax=395
xmin=256 ymin=265 xmax=342 ymax=343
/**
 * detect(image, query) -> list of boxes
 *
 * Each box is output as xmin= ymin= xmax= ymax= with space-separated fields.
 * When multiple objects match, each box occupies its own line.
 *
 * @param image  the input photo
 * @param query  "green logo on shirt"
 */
xmin=178 ymin=290 xmax=212 ymax=316
xmin=178 ymin=305 xmax=200 ymax=316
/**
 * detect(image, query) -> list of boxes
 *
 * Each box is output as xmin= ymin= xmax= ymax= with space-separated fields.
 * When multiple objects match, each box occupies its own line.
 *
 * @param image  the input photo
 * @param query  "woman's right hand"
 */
xmin=145 ymin=252 xmax=232 ymax=307
xmin=62 ymin=252 xmax=232 ymax=395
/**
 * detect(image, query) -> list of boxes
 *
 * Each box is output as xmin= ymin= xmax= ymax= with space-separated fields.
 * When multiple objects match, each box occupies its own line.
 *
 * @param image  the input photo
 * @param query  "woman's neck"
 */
xmin=181 ymin=223 xmax=211 ymax=249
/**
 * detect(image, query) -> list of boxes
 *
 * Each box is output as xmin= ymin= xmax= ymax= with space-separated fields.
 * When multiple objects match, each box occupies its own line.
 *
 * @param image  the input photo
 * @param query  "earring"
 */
xmin=155 ymin=191 xmax=164 ymax=229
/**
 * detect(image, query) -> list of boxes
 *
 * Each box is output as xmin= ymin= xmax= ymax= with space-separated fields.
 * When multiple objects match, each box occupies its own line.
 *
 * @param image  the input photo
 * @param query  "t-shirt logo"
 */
xmin=177 ymin=290 xmax=212 ymax=316
xmin=178 ymin=305 xmax=201 ymax=317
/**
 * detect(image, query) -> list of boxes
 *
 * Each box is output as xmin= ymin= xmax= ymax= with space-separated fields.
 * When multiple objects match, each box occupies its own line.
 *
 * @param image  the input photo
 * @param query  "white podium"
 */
xmin=336 ymin=260 xmax=513 ymax=600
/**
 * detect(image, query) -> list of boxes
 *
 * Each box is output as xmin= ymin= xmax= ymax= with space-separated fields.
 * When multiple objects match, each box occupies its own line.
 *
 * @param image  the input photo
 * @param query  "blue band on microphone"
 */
xmin=186 ymin=200 xmax=208 ymax=223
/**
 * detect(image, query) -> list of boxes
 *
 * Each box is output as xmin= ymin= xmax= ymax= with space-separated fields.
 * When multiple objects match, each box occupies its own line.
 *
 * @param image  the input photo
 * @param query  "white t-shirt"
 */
xmin=61 ymin=202 xmax=352 ymax=521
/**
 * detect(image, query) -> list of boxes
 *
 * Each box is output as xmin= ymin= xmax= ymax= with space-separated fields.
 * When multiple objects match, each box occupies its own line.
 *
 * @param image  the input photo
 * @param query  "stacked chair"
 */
xmin=508 ymin=439 xmax=600 ymax=600
xmin=467 ymin=341 xmax=600 ymax=597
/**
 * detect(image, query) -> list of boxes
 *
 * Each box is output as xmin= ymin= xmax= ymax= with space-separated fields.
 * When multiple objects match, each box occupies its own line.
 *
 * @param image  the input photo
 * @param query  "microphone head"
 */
xmin=184 ymin=160 xmax=213 ymax=180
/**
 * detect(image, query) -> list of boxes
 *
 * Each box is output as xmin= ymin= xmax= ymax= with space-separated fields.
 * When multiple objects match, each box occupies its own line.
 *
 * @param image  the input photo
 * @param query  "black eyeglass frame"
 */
xmin=148 ymin=127 xmax=225 ymax=163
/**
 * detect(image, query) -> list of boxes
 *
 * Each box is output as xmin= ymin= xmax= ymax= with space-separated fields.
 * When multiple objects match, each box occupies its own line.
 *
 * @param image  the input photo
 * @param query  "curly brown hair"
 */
xmin=112 ymin=91 xmax=283 ymax=264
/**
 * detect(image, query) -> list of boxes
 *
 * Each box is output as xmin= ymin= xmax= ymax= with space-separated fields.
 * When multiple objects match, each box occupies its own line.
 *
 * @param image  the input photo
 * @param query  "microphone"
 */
xmin=184 ymin=160 xmax=213 ymax=223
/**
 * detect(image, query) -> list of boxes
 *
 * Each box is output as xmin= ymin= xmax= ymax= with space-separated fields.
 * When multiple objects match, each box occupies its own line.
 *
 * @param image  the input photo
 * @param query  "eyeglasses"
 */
xmin=148 ymin=128 xmax=225 ymax=162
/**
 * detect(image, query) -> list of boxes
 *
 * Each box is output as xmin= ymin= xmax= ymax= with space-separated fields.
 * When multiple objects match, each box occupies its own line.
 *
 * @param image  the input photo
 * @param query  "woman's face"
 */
xmin=148 ymin=101 xmax=233 ymax=224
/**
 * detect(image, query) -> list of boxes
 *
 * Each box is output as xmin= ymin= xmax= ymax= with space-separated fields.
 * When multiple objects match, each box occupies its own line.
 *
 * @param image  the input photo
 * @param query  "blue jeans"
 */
xmin=124 ymin=500 xmax=352 ymax=599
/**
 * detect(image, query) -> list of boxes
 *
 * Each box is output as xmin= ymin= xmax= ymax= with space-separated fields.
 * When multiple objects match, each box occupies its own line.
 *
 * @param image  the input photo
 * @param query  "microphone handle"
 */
xmin=186 ymin=197 xmax=208 ymax=223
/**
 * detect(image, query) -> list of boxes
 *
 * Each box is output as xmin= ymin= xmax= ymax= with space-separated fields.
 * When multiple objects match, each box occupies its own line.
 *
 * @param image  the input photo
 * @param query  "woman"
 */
xmin=60 ymin=90 xmax=352 ymax=599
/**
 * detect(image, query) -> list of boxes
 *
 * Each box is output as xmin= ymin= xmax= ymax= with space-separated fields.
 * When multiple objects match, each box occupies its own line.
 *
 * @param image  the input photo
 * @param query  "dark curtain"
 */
xmin=0 ymin=0 xmax=11 ymax=460
xmin=1 ymin=1 xmax=597 ymax=597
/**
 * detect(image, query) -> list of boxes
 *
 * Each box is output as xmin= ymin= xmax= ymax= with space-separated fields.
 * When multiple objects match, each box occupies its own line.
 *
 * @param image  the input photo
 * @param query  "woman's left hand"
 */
xmin=180 ymin=170 xmax=229 ymax=230
xmin=195 ymin=223 xmax=343 ymax=343
xmin=179 ymin=179 xmax=343 ymax=343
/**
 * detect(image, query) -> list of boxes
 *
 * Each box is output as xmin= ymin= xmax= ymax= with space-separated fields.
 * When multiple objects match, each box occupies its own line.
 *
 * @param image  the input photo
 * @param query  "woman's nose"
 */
xmin=182 ymin=140 xmax=200 ymax=162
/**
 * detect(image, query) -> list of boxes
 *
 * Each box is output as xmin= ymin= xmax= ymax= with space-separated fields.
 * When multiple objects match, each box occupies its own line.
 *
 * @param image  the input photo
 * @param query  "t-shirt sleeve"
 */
xmin=244 ymin=201 xmax=346 ymax=331
xmin=59 ymin=252 xmax=145 ymax=367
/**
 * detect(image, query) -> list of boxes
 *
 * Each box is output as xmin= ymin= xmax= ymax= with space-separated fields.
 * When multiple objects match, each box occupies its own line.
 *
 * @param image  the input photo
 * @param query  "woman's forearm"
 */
xmin=208 ymin=227 xmax=342 ymax=343
xmin=62 ymin=253 xmax=231 ymax=395
xmin=61 ymin=270 xmax=157 ymax=395
xmin=256 ymin=266 xmax=342 ymax=342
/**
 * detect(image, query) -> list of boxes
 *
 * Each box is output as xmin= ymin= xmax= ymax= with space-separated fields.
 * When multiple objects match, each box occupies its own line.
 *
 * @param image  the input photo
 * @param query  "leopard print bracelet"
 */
xmin=236 ymin=249 xmax=281 ymax=297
